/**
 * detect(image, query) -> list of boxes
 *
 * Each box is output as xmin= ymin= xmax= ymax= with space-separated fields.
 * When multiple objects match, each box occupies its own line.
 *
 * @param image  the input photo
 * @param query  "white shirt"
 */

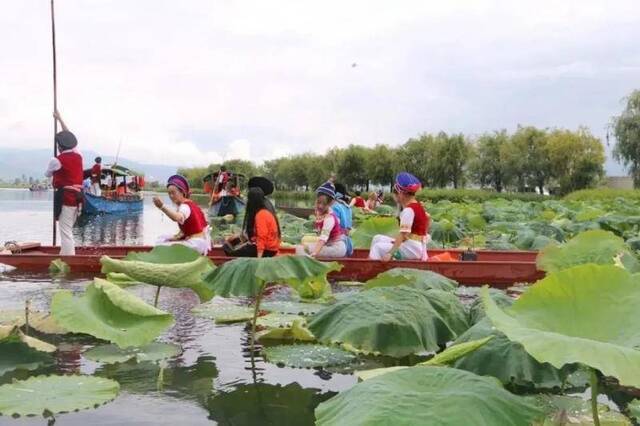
xmin=45 ymin=148 xmax=80 ymax=178
xmin=399 ymin=207 xmax=415 ymax=233
xmin=177 ymin=203 xmax=191 ymax=225
xmin=318 ymin=214 xmax=337 ymax=242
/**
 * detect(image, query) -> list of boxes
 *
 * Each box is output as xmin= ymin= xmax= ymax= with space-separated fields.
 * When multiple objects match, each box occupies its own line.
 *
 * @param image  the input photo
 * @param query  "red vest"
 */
xmin=407 ymin=202 xmax=429 ymax=236
xmin=52 ymin=151 xmax=84 ymax=206
xmin=178 ymin=200 xmax=208 ymax=238
xmin=353 ymin=197 xmax=366 ymax=208
xmin=315 ymin=211 xmax=342 ymax=243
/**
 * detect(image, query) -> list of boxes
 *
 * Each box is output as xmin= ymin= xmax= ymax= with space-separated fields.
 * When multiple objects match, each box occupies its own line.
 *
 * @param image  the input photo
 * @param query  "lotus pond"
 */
xmin=4 ymin=190 xmax=640 ymax=424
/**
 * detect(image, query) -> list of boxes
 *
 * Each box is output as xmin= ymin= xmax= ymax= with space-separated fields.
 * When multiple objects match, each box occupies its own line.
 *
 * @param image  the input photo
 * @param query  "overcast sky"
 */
xmin=1 ymin=1 xmax=639 ymax=174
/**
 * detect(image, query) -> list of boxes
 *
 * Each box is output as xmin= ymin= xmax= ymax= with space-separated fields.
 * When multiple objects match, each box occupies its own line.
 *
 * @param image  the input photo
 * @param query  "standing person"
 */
xmin=45 ymin=110 xmax=84 ymax=255
xmin=332 ymin=183 xmax=354 ymax=256
xmin=153 ymin=175 xmax=211 ymax=255
xmin=350 ymin=191 xmax=366 ymax=209
xmin=223 ymin=186 xmax=281 ymax=258
xmin=369 ymin=172 xmax=429 ymax=261
xmin=299 ymin=182 xmax=347 ymax=258
xmin=90 ymin=157 xmax=102 ymax=196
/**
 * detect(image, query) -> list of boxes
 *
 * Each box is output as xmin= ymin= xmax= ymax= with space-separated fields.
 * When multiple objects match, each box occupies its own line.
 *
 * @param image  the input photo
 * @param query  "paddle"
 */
xmin=50 ymin=0 xmax=58 ymax=245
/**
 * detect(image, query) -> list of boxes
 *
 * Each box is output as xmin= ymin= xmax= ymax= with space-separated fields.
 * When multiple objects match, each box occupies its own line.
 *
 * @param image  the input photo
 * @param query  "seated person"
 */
xmin=365 ymin=191 xmax=379 ymax=211
xmin=350 ymin=191 xmax=366 ymax=209
xmin=332 ymin=183 xmax=354 ymax=256
xmin=153 ymin=175 xmax=211 ymax=255
xmin=223 ymin=186 xmax=280 ymax=258
xmin=298 ymin=182 xmax=347 ymax=258
xmin=368 ymin=172 xmax=429 ymax=261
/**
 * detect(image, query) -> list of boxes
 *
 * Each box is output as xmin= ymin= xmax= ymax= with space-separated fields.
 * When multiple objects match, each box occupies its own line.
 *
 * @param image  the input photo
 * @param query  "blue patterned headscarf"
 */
xmin=316 ymin=182 xmax=336 ymax=199
xmin=394 ymin=172 xmax=422 ymax=194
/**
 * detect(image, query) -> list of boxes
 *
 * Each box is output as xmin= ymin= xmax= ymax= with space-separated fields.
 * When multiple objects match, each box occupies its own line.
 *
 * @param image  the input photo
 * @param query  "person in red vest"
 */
xmin=45 ymin=110 xmax=84 ymax=255
xmin=90 ymin=157 xmax=102 ymax=196
xmin=368 ymin=172 xmax=430 ymax=261
xmin=350 ymin=191 xmax=367 ymax=209
xmin=152 ymin=175 xmax=211 ymax=255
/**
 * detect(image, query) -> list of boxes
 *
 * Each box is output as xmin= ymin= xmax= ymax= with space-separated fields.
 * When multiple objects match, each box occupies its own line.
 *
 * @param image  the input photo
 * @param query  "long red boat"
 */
xmin=0 ymin=244 xmax=543 ymax=288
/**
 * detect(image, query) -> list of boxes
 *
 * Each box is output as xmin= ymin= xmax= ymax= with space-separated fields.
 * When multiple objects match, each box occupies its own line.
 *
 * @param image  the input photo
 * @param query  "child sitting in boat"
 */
xmin=153 ymin=175 xmax=211 ymax=255
xmin=350 ymin=191 xmax=366 ymax=209
xmin=332 ymin=183 xmax=354 ymax=256
xmin=223 ymin=186 xmax=281 ymax=258
xmin=298 ymin=182 xmax=347 ymax=258
xmin=369 ymin=172 xmax=429 ymax=262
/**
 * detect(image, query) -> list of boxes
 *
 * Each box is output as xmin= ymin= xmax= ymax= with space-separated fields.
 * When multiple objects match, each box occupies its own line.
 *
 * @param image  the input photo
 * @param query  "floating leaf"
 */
xmin=364 ymin=268 xmax=457 ymax=292
xmin=0 ymin=375 xmax=120 ymax=417
xmin=192 ymin=300 xmax=254 ymax=324
xmin=51 ymin=278 xmax=174 ymax=348
xmin=308 ymin=286 xmax=468 ymax=357
xmin=316 ymin=366 xmax=543 ymax=426
xmin=0 ymin=311 xmax=67 ymax=334
xmin=256 ymin=319 xmax=315 ymax=342
xmin=529 ymin=394 xmax=631 ymax=425
xmin=256 ymin=313 xmax=304 ymax=329
xmin=351 ymin=216 xmax=399 ymax=249
xmin=0 ymin=326 xmax=55 ymax=376
xmin=49 ymin=258 xmax=70 ymax=275
xmin=84 ymin=343 xmax=181 ymax=364
xmin=263 ymin=344 xmax=356 ymax=368
xmin=260 ymin=300 xmax=327 ymax=316
xmin=536 ymin=230 xmax=628 ymax=272
xmin=483 ymin=264 xmax=640 ymax=388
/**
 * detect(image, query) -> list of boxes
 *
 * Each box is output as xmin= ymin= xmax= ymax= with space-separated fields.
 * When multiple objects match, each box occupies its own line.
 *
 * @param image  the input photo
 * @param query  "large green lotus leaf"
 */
xmin=105 ymin=272 xmax=143 ymax=288
xmin=124 ymin=244 xmax=201 ymax=263
xmin=452 ymin=318 xmax=571 ymax=388
xmin=256 ymin=313 xmax=304 ymax=329
xmin=308 ymin=286 xmax=469 ymax=357
xmin=48 ymin=258 xmax=70 ymax=275
xmin=364 ymin=268 xmax=458 ymax=292
xmin=351 ymin=216 xmax=399 ymax=249
xmin=529 ymin=395 xmax=631 ymax=425
xmin=84 ymin=343 xmax=181 ymax=364
xmin=100 ymin=254 xmax=214 ymax=302
xmin=51 ymin=278 xmax=174 ymax=349
xmin=256 ymin=319 xmax=315 ymax=342
xmin=536 ymin=230 xmax=627 ymax=272
xmin=0 ymin=375 xmax=120 ymax=417
xmin=202 ymin=255 xmax=341 ymax=299
xmin=315 ymin=366 xmax=543 ymax=426
xmin=467 ymin=289 xmax=513 ymax=324
xmin=263 ymin=344 xmax=357 ymax=368
xmin=0 ymin=311 xmax=67 ymax=334
xmin=482 ymin=264 xmax=640 ymax=388
xmin=260 ymin=300 xmax=327 ymax=316
xmin=0 ymin=328 xmax=55 ymax=376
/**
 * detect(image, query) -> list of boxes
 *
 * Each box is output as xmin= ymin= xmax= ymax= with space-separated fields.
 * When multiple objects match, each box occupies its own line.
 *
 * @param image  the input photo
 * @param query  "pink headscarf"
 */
xmin=167 ymin=174 xmax=191 ymax=197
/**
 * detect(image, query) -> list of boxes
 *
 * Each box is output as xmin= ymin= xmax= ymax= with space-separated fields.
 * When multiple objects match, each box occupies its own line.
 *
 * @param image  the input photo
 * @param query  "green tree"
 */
xmin=397 ymin=134 xmax=436 ymax=187
xmin=337 ymin=145 xmax=369 ymax=189
xmin=612 ymin=90 xmax=640 ymax=187
xmin=434 ymin=132 xmax=471 ymax=189
xmin=546 ymin=127 xmax=605 ymax=194
xmin=366 ymin=144 xmax=398 ymax=188
xmin=469 ymin=130 xmax=510 ymax=192
xmin=504 ymin=126 xmax=550 ymax=193
xmin=222 ymin=159 xmax=257 ymax=179
xmin=176 ymin=166 xmax=209 ymax=189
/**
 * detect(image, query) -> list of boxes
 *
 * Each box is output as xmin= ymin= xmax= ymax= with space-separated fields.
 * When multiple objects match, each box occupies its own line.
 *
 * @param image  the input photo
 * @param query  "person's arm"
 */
xmin=153 ymin=197 xmax=187 ymax=223
xmin=349 ymin=198 xmax=356 ymax=207
xmin=311 ymin=215 xmax=335 ymax=257
xmin=381 ymin=207 xmax=413 ymax=262
xmin=255 ymin=211 xmax=266 ymax=258
xmin=53 ymin=110 xmax=69 ymax=132
xmin=45 ymin=157 xmax=61 ymax=178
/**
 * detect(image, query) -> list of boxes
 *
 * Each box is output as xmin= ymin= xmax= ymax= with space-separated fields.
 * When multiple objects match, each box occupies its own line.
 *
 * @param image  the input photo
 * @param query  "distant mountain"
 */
xmin=0 ymin=148 xmax=177 ymax=182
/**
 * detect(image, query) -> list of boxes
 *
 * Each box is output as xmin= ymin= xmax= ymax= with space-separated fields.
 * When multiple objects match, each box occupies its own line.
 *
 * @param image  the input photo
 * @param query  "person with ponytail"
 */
xmin=368 ymin=172 xmax=429 ymax=261
xmin=153 ymin=174 xmax=211 ymax=255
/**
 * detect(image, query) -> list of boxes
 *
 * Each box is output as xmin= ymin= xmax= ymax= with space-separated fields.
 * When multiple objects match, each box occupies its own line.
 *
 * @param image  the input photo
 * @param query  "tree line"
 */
xmin=178 ymin=125 xmax=607 ymax=196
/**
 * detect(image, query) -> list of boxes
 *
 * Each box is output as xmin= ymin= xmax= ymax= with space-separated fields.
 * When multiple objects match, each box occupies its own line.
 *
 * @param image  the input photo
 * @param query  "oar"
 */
xmin=50 ymin=0 xmax=58 ymax=246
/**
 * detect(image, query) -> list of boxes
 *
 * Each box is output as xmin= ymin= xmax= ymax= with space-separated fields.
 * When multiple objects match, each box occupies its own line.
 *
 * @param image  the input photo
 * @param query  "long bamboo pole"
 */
xmin=51 ymin=0 xmax=58 ymax=246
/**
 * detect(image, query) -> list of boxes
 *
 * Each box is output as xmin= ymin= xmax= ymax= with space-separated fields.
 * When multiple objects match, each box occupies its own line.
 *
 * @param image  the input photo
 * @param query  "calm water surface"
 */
xmin=0 ymin=189 xmax=352 ymax=425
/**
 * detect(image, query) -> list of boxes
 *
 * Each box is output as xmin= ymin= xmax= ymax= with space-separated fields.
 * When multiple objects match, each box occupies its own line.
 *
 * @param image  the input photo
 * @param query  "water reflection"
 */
xmin=75 ymin=213 xmax=144 ymax=246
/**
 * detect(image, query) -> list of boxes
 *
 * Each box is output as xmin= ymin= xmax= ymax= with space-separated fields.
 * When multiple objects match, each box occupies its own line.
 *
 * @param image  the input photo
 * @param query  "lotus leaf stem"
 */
xmin=249 ymin=282 xmax=265 ymax=357
xmin=154 ymin=286 xmax=162 ymax=308
xmin=24 ymin=299 xmax=30 ymax=336
xmin=590 ymin=368 xmax=600 ymax=426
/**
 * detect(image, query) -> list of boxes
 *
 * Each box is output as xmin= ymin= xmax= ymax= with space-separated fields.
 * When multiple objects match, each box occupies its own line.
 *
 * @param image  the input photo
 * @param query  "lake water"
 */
xmin=0 ymin=189 xmax=352 ymax=425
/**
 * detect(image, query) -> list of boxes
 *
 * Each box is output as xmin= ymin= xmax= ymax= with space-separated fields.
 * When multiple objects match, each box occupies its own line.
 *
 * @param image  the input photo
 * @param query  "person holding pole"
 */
xmin=45 ymin=110 xmax=84 ymax=255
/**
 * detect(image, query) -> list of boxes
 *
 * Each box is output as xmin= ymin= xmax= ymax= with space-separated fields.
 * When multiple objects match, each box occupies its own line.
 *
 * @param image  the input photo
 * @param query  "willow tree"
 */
xmin=612 ymin=90 xmax=640 ymax=188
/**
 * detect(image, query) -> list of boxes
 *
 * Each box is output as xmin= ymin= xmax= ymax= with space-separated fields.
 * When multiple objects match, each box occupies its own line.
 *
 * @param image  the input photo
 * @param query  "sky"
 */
xmin=1 ymin=0 xmax=639 ymax=174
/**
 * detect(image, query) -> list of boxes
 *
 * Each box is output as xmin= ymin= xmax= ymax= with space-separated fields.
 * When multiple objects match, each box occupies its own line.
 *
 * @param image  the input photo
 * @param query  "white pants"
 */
xmin=58 ymin=205 xmax=79 ymax=256
xmin=368 ymin=235 xmax=427 ymax=261
xmin=298 ymin=239 xmax=347 ymax=258
xmin=90 ymin=182 xmax=102 ymax=196
xmin=157 ymin=226 xmax=211 ymax=256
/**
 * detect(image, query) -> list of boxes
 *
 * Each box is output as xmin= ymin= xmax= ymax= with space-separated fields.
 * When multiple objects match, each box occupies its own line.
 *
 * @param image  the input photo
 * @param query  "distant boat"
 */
xmin=203 ymin=171 xmax=246 ymax=218
xmin=83 ymin=164 xmax=144 ymax=215
xmin=28 ymin=184 xmax=49 ymax=192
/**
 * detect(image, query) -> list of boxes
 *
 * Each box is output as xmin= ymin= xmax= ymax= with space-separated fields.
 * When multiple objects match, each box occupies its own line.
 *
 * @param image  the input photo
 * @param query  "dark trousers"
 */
xmin=223 ymin=238 xmax=277 ymax=258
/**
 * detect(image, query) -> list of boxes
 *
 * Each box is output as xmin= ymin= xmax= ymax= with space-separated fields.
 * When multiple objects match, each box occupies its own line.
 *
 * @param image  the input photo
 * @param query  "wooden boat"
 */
xmin=84 ymin=192 xmax=143 ymax=215
xmin=278 ymin=206 xmax=315 ymax=219
xmin=0 ymin=244 xmax=543 ymax=288
xmin=209 ymin=195 xmax=245 ymax=218
xmin=83 ymin=164 xmax=144 ymax=215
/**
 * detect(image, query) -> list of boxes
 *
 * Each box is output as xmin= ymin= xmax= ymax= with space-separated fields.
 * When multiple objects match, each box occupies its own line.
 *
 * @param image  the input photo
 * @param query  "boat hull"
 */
xmin=0 ymin=245 xmax=543 ymax=288
xmin=84 ymin=193 xmax=144 ymax=215
xmin=209 ymin=196 xmax=245 ymax=217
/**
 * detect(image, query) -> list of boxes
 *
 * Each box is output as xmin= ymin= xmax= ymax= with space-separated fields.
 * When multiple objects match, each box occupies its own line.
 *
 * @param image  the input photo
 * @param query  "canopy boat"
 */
xmin=204 ymin=171 xmax=246 ymax=218
xmin=0 ymin=243 xmax=542 ymax=287
xmin=83 ymin=164 xmax=144 ymax=215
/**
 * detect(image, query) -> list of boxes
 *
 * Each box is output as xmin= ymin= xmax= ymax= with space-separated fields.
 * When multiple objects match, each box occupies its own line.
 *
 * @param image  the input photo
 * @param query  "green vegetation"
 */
xmin=612 ymin=90 xmax=640 ymax=187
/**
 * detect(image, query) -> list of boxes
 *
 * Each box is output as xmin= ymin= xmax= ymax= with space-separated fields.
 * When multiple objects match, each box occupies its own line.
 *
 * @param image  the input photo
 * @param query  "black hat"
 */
xmin=248 ymin=176 xmax=274 ymax=196
xmin=95 ymin=156 xmax=102 ymax=163
xmin=334 ymin=183 xmax=350 ymax=202
xmin=55 ymin=130 xmax=77 ymax=150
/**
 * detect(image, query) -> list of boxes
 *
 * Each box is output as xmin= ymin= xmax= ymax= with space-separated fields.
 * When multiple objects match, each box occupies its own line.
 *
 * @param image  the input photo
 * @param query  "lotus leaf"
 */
xmin=452 ymin=318 xmax=571 ymax=388
xmin=100 ymin=252 xmax=214 ymax=302
xmin=364 ymin=268 xmax=457 ymax=292
xmin=536 ymin=230 xmax=628 ymax=272
xmin=84 ymin=342 xmax=181 ymax=364
xmin=256 ymin=319 xmax=315 ymax=342
xmin=529 ymin=395 xmax=631 ymax=425
xmin=351 ymin=216 xmax=399 ymax=249
xmin=124 ymin=244 xmax=201 ymax=263
xmin=315 ymin=366 xmax=543 ymax=426
xmin=48 ymin=258 xmax=70 ymax=275
xmin=308 ymin=286 xmax=469 ymax=357
xmin=191 ymin=299 xmax=255 ymax=323
xmin=202 ymin=255 xmax=341 ymax=299
xmin=0 ymin=327 xmax=55 ymax=376
xmin=263 ymin=344 xmax=357 ymax=368
xmin=628 ymin=399 xmax=640 ymax=423
xmin=51 ymin=278 xmax=174 ymax=348
xmin=260 ymin=300 xmax=327 ymax=316
xmin=256 ymin=313 xmax=304 ymax=329
xmin=0 ymin=310 xmax=67 ymax=334
xmin=0 ymin=375 xmax=120 ymax=417
xmin=467 ymin=288 xmax=513 ymax=324
xmin=482 ymin=264 xmax=640 ymax=388
xmin=105 ymin=272 xmax=143 ymax=287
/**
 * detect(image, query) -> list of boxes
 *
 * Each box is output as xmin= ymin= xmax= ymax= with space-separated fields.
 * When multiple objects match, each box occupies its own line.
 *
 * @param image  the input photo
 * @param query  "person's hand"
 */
xmin=152 ymin=196 xmax=164 ymax=209
xmin=381 ymin=252 xmax=392 ymax=262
